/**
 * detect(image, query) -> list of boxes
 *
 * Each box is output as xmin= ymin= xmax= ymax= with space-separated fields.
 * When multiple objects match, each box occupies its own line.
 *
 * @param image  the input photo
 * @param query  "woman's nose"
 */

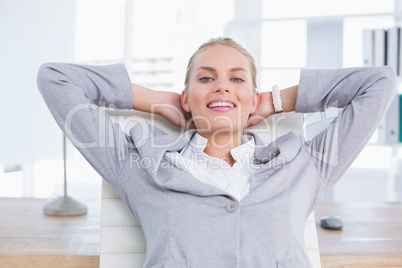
xmin=213 ymin=79 xmax=230 ymax=93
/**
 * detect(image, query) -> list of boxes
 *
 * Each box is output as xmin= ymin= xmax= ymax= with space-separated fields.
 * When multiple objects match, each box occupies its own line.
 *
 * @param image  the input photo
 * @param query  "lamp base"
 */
xmin=43 ymin=195 xmax=87 ymax=216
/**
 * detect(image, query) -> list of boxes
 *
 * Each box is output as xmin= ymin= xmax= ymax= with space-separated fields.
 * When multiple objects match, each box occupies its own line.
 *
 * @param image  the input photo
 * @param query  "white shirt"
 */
xmin=164 ymin=133 xmax=256 ymax=201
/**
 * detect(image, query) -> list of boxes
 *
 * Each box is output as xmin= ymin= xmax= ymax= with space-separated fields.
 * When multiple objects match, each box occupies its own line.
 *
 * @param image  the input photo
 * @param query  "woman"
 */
xmin=37 ymin=37 xmax=396 ymax=267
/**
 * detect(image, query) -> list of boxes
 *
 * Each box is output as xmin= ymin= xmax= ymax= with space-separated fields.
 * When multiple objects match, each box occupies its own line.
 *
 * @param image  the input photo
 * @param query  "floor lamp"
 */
xmin=43 ymin=134 xmax=87 ymax=216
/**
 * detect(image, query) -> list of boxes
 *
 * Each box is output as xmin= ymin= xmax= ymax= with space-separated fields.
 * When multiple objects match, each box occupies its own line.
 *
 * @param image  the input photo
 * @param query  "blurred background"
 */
xmin=0 ymin=0 xmax=401 ymax=203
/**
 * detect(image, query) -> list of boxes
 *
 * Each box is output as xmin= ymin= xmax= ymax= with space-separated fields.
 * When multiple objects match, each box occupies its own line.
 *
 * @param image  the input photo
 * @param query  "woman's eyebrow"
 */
xmin=229 ymin=67 xmax=247 ymax=72
xmin=196 ymin=66 xmax=247 ymax=72
xmin=196 ymin=66 xmax=216 ymax=72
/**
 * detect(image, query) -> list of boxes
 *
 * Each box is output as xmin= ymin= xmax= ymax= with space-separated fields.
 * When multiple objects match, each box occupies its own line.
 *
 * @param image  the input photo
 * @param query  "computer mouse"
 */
xmin=320 ymin=216 xmax=343 ymax=230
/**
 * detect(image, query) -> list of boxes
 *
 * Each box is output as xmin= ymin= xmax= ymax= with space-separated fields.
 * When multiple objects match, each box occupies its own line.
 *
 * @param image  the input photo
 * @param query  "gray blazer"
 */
xmin=37 ymin=63 xmax=396 ymax=268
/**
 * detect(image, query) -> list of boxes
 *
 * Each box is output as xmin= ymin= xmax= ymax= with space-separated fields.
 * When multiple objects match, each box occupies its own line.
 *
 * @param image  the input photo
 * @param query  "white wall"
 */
xmin=0 ymin=0 xmax=76 ymax=165
xmin=0 ymin=0 xmax=76 ymax=195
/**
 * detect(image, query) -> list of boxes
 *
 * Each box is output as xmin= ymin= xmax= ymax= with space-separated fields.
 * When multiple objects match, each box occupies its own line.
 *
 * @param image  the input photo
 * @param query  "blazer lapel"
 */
xmin=247 ymin=131 xmax=302 ymax=171
xmin=129 ymin=120 xmax=302 ymax=198
xmin=129 ymin=121 xmax=229 ymax=197
xmin=246 ymin=131 xmax=302 ymax=192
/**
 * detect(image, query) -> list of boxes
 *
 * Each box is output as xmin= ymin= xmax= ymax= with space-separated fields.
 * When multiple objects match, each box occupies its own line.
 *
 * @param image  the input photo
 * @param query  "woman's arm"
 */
xmin=281 ymin=85 xmax=298 ymax=112
xmin=247 ymin=85 xmax=298 ymax=127
xmin=37 ymin=63 xmax=136 ymax=185
xmin=297 ymin=66 xmax=397 ymax=193
xmin=131 ymin=84 xmax=193 ymax=128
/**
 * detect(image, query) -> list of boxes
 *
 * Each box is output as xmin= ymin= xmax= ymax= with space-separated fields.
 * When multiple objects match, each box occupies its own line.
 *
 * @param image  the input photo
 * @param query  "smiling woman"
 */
xmin=181 ymin=42 xmax=260 ymax=164
xmin=37 ymin=37 xmax=396 ymax=267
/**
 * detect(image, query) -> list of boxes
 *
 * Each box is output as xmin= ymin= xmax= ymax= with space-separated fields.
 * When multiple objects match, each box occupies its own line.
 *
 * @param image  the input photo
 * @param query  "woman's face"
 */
xmin=182 ymin=44 xmax=259 ymax=136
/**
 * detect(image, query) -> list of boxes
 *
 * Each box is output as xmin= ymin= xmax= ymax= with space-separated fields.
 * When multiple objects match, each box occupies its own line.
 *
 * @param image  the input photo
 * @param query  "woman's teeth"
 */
xmin=207 ymin=102 xmax=235 ymax=108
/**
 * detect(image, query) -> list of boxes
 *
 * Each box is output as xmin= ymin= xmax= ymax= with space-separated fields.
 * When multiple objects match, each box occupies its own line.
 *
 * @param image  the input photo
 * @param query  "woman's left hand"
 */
xmin=246 ymin=91 xmax=275 ymax=127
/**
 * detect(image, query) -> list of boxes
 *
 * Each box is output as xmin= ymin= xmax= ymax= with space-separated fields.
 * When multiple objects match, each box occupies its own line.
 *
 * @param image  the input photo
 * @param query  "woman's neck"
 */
xmin=199 ymin=131 xmax=242 ymax=167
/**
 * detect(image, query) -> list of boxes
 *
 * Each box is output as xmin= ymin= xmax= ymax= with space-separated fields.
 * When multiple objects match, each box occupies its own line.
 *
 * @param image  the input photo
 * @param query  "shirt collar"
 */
xmin=187 ymin=132 xmax=209 ymax=154
xmin=185 ymin=132 xmax=255 ymax=162
xmin=230 ymin=135 xmax=255 ymax=162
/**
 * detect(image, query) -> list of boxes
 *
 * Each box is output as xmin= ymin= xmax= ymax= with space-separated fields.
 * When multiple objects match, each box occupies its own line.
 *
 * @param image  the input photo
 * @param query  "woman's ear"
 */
xmin=251 ymin=91 xmax=260 ymax=113
xmin=181 ymin=90 xmax=190 ymax=111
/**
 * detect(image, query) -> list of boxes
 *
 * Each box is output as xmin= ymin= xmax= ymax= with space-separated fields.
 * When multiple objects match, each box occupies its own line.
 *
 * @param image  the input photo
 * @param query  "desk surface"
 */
xmin=314 ymin=202 xmax=402 ymax=267
xmin=0 ymin=198 xmax=401 ymax=268
xmin=0 ymin=197 xmax=100 ymax=268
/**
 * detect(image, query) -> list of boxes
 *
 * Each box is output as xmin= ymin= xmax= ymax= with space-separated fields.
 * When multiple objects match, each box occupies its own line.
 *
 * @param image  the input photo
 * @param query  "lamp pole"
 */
xmin=43 ymin=134 xmax=87 ymax=216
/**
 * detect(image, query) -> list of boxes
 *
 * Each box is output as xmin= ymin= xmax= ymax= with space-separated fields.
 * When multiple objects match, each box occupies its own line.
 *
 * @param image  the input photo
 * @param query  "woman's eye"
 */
xmin=200 ymin=77 xmax=213 ymax=82
xmin=232 ymin=77 xmax=244 ymax=83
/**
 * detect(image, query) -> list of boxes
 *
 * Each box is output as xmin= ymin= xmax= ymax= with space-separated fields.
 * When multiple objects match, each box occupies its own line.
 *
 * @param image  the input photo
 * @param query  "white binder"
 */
xmin=363 ymin=29 xmax=374 ymax=67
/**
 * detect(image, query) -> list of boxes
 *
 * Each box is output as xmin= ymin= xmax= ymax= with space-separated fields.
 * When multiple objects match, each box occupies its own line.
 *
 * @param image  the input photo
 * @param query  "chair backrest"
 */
xmin=100 ymin=110 xmax=321 ymax=268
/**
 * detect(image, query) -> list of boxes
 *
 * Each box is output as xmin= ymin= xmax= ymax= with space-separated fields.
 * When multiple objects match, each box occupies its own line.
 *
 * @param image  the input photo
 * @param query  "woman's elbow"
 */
xmin=37 ymin=63 xmax=63 ymax=95
xmin=378 ymin=66 xmax=397 ymax=96
xmin=37 ymin=63 xmax=53 ymax=93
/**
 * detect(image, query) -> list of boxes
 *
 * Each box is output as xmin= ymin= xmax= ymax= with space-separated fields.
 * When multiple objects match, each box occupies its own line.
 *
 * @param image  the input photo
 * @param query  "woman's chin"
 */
xmin=194 ymin=122 xmax=245 ymax=135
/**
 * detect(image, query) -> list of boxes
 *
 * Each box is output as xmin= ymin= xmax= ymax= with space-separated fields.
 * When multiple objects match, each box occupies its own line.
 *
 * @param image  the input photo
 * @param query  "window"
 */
xmin=75 ymin=0 xmax=234 ymax=92
xmin=129 ymin=0 xmax=234 ymax=92
xmin=260 ymin=20 xmax=306 ymax=90
xmin=75 ymin=0 xmax=126 ymax=63
xmin=262 ymin=0 xmax=394 ymax=19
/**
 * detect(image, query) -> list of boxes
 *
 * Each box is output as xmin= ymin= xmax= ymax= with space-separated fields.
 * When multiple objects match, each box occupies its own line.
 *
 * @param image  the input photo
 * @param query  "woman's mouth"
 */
xmin=206 ymin=99 xmax=236 ymax=112
xmin=207 ymin=102 xmax=235 ymax=108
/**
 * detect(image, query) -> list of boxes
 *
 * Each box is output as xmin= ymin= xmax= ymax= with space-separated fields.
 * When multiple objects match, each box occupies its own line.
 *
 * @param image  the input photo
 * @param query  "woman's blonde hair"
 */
xmin=184 ymin=37 xmax=257 ymax=91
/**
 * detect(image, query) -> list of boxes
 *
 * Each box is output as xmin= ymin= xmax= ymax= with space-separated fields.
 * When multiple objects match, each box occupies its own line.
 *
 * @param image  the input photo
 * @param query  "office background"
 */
xmin=0 ymin=0 xmax=400 ymax=203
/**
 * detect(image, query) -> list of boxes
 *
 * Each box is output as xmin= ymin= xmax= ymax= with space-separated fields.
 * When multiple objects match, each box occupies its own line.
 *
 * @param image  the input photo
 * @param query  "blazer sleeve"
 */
xmin=37 ymin=63 xmax=135 ymax=184
xmin=295 ymin=66 xmax=397 ymax=193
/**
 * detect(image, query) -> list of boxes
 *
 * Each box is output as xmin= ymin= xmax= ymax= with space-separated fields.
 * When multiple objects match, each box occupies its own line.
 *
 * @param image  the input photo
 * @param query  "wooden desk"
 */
xmin=0 ymin=197 xmax=100 ymax=268
xmin=0 ymin=198 xmax=401 ymax=268
xmin=315 ymin=202 xmax=402 ymax=268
